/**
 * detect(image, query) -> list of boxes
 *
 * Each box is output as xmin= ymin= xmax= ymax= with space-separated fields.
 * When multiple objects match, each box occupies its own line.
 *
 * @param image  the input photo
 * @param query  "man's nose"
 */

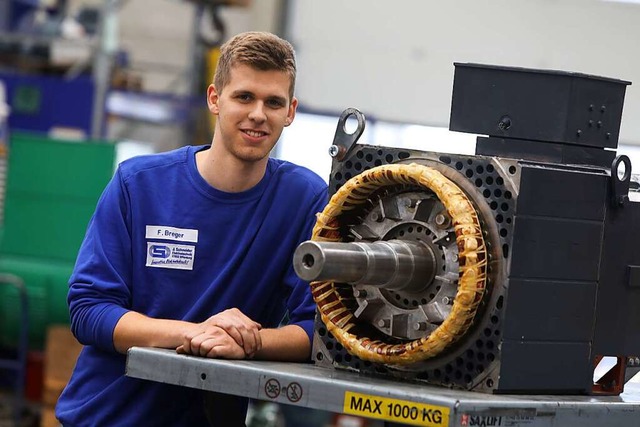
xmin=248 ymin=102 xmax=267 ymax=122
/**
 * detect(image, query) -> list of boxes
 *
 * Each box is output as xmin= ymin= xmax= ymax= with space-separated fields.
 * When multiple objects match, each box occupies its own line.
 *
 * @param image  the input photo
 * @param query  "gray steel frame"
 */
xmin=126 ymin=347 xmax=640 ymax=427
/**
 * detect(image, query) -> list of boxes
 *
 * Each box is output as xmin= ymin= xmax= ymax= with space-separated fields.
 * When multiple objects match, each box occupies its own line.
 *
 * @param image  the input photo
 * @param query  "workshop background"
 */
xmin=1 ymin=1 xmax=640 ymax=426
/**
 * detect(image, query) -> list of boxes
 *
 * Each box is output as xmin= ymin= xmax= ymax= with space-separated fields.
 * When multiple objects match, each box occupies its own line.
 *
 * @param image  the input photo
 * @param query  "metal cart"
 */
xmin=126 ymin=347 xmax=640 ymax=427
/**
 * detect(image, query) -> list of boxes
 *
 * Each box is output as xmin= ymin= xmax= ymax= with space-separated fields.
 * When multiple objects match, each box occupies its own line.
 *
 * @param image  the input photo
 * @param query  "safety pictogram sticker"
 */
xmin=285 ymin=382 xmax=303 ymax=403
xmin=259 ymin=376 xmax=308 ymax=405
xmin=264 ymin=378 xmax=281 ymax=399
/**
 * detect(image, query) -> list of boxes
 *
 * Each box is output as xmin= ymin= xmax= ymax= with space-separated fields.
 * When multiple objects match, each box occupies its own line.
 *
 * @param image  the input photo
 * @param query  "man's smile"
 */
xmin=242 ymin=129 xmax=269 ymax=139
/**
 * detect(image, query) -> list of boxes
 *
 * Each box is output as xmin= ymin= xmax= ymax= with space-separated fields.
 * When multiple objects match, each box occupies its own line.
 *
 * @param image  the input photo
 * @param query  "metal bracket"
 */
xmin=593 ymin=355 xmax=626 ymax=395
xmin=611 ymin=155 xmax=631 ymax=207
xmin=328 ymin=108 xmax=366 ymax=162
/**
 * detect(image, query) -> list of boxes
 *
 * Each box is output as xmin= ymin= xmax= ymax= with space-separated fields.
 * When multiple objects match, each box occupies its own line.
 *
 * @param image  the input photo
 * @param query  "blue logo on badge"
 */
xmin=149 ymin=245 xmax=171 ymax=258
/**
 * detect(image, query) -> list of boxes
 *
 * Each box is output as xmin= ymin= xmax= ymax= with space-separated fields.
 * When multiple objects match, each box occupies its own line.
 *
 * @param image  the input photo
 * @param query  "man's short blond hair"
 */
xmin=213 ymin=31 xmax=297 ymax=99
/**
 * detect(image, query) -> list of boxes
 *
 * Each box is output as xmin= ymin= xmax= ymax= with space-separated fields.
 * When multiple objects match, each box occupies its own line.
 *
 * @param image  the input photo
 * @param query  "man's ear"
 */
xmin=285 ymin=97 xmax=298 ymax=127
xmin=207 ymin=84 xmax=220 ymax=114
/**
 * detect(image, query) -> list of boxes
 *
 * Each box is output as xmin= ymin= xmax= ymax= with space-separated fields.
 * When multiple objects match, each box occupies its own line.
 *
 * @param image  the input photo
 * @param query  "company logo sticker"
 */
xmin=149 ymin=245 xmax=172 ymax=258
xmin=146 ymin=242 xmax=195 ymax=270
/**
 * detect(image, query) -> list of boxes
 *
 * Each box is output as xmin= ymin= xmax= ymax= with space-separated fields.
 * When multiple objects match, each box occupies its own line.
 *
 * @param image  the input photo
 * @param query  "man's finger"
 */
xmin=188 ymin=332 xmax=211 ymax=356
xmin=199 ymin=337 xmax=216 ymax=357
xmin=206 ymin=343 xmax=244 ymax=360
xmin=222 ymin=326 xmax=244 ymax=348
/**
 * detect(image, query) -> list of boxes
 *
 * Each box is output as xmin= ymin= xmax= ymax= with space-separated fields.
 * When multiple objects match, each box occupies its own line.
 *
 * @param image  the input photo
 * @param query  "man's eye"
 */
xmin=237 ymin=94 xmax=252 ymax=101
xmin=267 ymin=99 xmax=285 ymax=108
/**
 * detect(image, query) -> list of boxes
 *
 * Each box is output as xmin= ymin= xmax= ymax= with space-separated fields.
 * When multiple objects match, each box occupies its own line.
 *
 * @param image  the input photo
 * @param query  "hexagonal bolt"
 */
xmin=371 ymin=211 xmax=384 ymax=222
xmin=413 ymin=322 xmax=428 ymax=331
xmin=354 ymin=289 xmax=367 ymax=298
xmin=434 ymin=212 xmax=451 ymax=229
xmin=378 ymin=318 xmax=390 ymax=328
xmin=442 ymin=296 xmax=454 ymax=305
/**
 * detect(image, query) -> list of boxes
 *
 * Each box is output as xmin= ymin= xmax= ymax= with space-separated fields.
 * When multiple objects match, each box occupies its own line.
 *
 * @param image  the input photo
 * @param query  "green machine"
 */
xmin=0 ymin=133 xmax=116 ymax=349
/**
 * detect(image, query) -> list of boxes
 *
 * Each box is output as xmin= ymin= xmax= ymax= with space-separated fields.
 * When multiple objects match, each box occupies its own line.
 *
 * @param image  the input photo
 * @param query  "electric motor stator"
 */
xmin=293 ymin=63 xmax=640 ymax=395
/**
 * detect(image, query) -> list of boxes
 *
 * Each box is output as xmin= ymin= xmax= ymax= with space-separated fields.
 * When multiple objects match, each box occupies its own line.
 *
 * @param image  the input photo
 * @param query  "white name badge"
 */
xmin=145 ymin=225 xmax=199 ymax=243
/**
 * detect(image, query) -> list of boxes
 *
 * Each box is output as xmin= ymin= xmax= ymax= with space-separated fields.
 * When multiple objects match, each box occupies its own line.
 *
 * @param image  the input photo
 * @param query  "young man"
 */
xmin=56 ymin=32 xmax=328 ymax=426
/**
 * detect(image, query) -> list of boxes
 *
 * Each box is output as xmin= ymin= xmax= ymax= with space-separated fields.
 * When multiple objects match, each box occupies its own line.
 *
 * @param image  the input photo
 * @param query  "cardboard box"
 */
xmin=40 ymin=406 xmax=60 ymax=427
xmin=43 ymin=378 xmax=70 ymax=407
xmin=42 ymin=326 xmax=83 ymax=406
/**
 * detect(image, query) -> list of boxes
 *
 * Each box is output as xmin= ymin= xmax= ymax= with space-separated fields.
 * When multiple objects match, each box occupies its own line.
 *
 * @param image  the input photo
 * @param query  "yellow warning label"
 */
xmin=343 ymin=391 xmax=450 ymax=426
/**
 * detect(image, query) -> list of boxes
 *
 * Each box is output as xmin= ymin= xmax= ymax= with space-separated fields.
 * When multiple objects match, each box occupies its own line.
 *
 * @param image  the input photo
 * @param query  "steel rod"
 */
xmin=293 ymin=240 xmax=436 ymax=293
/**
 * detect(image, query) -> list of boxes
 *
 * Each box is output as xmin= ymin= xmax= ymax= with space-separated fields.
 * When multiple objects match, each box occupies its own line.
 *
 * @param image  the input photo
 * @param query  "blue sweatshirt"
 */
xmin=56 ymin=145 xmax=328 ymax=426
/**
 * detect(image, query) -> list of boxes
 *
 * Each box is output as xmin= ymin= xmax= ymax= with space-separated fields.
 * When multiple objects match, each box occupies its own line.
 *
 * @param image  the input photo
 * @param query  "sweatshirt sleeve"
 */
xmin=67 ymin=167 xmax=133 ymax=353
xmin=282 ymin=186 xmax=329 ymax=344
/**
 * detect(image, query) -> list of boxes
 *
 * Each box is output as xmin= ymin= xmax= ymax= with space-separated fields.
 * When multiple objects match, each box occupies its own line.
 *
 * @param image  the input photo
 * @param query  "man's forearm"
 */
xmin=254 ymin=324 xmax=311 ymax=362
xmin=113 ymin=312 xmax=312 ymax=361
xmin=113 ymin=311 xmax=194 ymax=354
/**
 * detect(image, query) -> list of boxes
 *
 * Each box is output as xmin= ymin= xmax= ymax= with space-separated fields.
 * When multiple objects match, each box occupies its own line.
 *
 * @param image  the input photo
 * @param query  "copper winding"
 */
xmin=311 ymin=163 xmax=487 ymax=365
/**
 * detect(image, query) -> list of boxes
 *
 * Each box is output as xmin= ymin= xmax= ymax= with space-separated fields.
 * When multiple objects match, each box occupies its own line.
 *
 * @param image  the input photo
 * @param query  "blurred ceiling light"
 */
xmin=603 ymin=0 xmax=640 ymax=4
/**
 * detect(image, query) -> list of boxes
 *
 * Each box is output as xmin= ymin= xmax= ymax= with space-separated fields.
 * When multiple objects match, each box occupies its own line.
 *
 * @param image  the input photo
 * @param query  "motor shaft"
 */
xmin=293 ymin=240 xmax=436 ymax=293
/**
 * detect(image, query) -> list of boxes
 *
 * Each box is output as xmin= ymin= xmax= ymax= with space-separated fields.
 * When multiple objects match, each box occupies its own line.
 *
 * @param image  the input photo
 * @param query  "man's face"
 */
xmin=207 ymin=64 xmax=297 ymax=164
